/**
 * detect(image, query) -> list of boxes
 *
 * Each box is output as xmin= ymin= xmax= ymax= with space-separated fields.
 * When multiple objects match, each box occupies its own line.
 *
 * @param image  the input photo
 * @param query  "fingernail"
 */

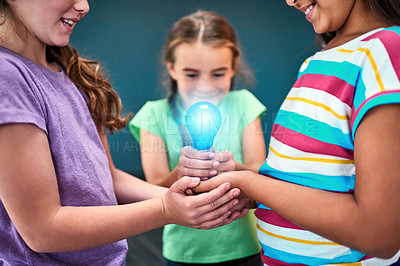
xmin=225 ymin=183 xmax=231 ymax=190
xmin=210 ymin=170 xmax=217 ymax=175
xmin=233 ymin=199 xmax=239 ymax=205
xmin=213 ymin=161 xmax=220 ymax=167
xmin=233 ymin=190 xmax=240 ymax=197
xmin=191 ymin=177 xmax=200 ymax=185
xmin=209 ymin=153 xmax=215 ymax=159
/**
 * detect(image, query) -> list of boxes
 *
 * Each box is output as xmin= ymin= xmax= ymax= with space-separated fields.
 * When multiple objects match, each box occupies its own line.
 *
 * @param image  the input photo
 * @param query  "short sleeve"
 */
xmin=231 ymin=89 xmax=267 ymax=128
xmin=128 ymin=100 xmax=166 ymax=142
xmin=0 ymin=57 xmax=47 ymax=133
xmin=351 ymin=28 xmax=400 ymax=138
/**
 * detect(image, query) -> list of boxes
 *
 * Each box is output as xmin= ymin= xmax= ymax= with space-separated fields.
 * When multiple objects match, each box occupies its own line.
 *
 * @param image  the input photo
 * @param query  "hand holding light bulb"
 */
xmin=177 ymin=102 xmax=237 ymax=181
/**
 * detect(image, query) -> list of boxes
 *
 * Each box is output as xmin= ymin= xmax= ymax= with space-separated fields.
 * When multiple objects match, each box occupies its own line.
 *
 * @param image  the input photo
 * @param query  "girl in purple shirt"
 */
xmin=0 ymin=1 xmax=246 ymax=265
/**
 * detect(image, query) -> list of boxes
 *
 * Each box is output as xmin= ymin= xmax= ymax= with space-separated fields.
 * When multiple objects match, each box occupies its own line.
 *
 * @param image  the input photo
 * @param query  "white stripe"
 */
xmin=267 ymin=137 xmax=355 ymax=177
xmin=312 ymin=36 xmax=400 ymax=95
xmin=257 ymin=220 xmax=353 ymax=260
xmin=281 ymin=87 xmax=351 ymax=134
xmin=323 ymin=249 xmax=400 ymax=265
xmin=258 ymin=219 xmax=335 ymax=243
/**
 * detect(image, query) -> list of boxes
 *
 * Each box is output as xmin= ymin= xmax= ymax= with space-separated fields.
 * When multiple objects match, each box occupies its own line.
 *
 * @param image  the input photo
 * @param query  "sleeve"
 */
xmin=238 ymin=89 xmax=267 ymax=128
xmin=0 ymin=58 xmax=47 ymax=133
xmin=351 ymin=28 xmax=400 ymax=138
xmin=128 ymin=101 xmax=163 ymax=143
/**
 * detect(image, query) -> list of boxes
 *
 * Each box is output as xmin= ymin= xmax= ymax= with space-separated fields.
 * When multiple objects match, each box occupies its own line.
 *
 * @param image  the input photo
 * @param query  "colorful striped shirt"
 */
xmin=256 ymin=27 xmax=400 ymax=265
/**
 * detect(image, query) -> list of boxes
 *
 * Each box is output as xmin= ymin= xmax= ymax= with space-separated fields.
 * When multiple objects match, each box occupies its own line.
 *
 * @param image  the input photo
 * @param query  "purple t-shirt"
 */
xmin=0 ymin=46 xmax=128 ymax=265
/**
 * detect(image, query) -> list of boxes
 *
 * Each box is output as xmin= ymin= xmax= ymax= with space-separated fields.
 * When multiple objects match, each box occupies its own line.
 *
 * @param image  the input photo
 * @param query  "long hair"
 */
xmin=318 ymin=0 xmax=400 ymax=46
xmin=163 ymin=10 xmax=255 ymax=109
xmin=46 ymin=46 xmax=131 ymax=134
xmin=0 ymin=1 xmax=130 ymax=134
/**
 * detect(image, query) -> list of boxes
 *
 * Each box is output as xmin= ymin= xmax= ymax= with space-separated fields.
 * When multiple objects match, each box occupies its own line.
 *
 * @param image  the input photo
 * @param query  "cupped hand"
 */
xmin=161 ymin=176 xmax=243 ymax=229
xmin=176 ymin=146 xmax=219 ymax=180
xmin=212 ymin=150 xmax=237 ymax=173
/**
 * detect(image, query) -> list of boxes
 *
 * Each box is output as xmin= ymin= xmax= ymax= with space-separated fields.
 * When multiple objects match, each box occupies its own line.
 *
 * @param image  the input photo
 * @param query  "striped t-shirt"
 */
xmin=256 ymin=27 xmax=400 ymax=265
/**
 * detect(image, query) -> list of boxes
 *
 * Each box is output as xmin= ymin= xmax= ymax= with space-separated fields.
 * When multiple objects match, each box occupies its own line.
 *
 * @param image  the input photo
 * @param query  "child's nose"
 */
xmin=197 ymin=78 xmax=214 ymax=92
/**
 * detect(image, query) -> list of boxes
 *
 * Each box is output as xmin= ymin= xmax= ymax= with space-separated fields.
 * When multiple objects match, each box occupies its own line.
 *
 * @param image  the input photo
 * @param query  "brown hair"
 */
xmin=163 ymin=10 xmax=255 ymax=108
xmin=1 ymin=1 xmax=130 ymax=134
xmin=318 ymin=0 xmax=400 ymax=46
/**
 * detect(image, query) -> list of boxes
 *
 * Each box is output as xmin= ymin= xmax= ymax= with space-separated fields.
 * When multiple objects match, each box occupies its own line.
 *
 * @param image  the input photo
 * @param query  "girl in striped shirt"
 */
xmin=195 ymin=0 xmax=400 ymax=264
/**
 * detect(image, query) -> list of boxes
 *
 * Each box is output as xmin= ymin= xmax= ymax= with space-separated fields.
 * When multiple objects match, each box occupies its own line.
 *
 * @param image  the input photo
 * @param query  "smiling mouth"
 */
xmin=304 ymin=2 xmax=316 ymax=16
xmin=60 ymin=18 xmax=74 ymax=27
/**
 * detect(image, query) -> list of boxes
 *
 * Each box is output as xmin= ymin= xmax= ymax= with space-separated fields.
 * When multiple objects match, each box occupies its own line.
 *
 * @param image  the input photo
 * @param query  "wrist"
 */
xmin=160 ymin=195 xmax=171 ymax=226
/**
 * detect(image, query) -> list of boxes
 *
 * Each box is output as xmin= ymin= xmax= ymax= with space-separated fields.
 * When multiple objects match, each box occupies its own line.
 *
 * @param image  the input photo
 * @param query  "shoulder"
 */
xmin=225 ymin=89 xmax=265 ymax=108
xmin=130 ymin=98 xmax=170 ymax=125
xmin=226 ymin=89 xmax=259 ymax=102
xmin=0 ymin=48 xmax=31 ymax=77
xmin=358 ymin=26 xmax=400 ymax=57
xmin=361 ymin=26 xmax=400 ymax=43
xmin=221 ymin=89 xmax=266 ymax=120
xmin=137 ymin=98 xmax=170 ymax=114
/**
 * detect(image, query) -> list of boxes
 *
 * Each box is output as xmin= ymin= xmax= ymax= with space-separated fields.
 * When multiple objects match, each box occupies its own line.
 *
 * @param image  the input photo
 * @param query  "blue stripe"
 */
xmin=259 ymin=163 xmax=355 ymax=192
xmin=256 ymin=203 xmax=271 ymax=210
xmin=383 ymin=26 xmax=400 ymax=36
xmin=298 ymin=60 xmax=361 ymax=87
xmin=259 ymin=242 xmax=365 ymax=265
xmin=352 ymin=92 xmax=400 ymax=138
xmin=275 ymin=110 xmax=354 ymax=150
xmin=353 ymin=75 xmax=368 ymax=112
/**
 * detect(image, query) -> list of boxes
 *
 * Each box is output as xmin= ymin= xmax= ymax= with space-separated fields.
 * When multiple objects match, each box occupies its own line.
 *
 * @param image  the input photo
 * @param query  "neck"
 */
xmin=0 ymin=21 xmax=57 ymax=71
xmin=326 ymin=1 xmax=388 ymax=49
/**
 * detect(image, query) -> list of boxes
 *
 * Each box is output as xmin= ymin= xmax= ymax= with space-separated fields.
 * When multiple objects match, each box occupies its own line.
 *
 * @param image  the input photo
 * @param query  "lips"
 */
xmin=301 ymin=2 xmax=316 ymax=21
xmin=60 ymin=17 xmax=74 ymax=27
xmin=304 ymin=3 xmax=315 ymax=16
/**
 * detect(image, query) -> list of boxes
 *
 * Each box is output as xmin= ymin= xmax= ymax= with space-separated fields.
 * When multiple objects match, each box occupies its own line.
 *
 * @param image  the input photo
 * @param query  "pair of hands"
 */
xmin=161 ymin=176 xmax=255 ymax=230
xmin=161 ymin=146 xmax=255 ymax=229
xmin=176 ymin=146 xmax=237 ymax=180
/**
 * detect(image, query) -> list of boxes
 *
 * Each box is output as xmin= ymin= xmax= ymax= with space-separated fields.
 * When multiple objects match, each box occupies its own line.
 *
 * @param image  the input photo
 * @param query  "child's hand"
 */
xmin=176 ymin=146 xmax=219 ymax=180
xmin=161 ymin=176 xmax=243 ymax=229
xmin=193 ymin=171 xmax=249 ymax=198
xmin=212 ymin=150 xmax=237 ymax=173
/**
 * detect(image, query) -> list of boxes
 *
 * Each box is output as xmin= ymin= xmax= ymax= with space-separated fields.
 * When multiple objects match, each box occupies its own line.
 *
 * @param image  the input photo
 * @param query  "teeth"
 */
xmin=304 ymin=4 xmax=315 ymax=15
xmin=61 ymin=18 xmax=73 ymax=26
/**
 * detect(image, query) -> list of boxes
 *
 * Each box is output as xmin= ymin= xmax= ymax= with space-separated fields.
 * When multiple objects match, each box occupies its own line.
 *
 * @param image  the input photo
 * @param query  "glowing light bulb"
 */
xmin=185 ymin=102 xmax=222 ymax=150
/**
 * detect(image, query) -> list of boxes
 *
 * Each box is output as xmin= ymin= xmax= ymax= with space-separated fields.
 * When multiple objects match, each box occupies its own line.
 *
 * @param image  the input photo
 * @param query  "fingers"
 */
xmin=191 ymin=177 xmax=220 ymax=194
xmin=170 ymin=176 xmax=201 ymax=193
xmin=213 ymin=151 xmax=236 ymax=172
xmin=181 ymin=146 xmax=215 ymax=160
xmin=188 ymin=183 xmax=241 ymax=222
xmin=178 ymin=148 xmax=219 ymax=177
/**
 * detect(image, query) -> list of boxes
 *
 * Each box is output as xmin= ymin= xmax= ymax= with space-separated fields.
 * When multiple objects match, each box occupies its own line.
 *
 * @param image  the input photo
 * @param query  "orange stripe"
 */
xmin=257 ymin=224 xmax=339 ymax=246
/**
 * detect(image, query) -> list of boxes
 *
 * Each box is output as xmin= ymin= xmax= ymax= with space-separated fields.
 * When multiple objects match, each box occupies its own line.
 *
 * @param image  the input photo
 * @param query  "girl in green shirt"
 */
xmin=130 ymin=10 xmax=267 ymax=265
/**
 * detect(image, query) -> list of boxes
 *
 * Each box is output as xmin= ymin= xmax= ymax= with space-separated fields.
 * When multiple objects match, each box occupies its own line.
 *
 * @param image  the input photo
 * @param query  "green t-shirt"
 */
xmin=129 ymin=89 xmax=266 ymax=263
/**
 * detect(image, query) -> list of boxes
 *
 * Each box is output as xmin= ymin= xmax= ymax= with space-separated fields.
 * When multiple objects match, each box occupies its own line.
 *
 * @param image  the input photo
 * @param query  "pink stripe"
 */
xmin=363 ymin=29 xmax=400 ymax=80
xmin=294 ymin=73 xmax=355 ymax=107
xmin=271 ymin=124 xmax=353 ymax=159
xmin=261 ymin=254 xmax=308 ymax=266
xmin=350 ymin=90 xmax=400 ymax=128
xmin=255 ymin=208 xmax=304 ymax=230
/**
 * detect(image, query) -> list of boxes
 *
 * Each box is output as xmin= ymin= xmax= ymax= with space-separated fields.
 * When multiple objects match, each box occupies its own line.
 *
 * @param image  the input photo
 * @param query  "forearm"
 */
xmin=24 ymin=198 xmax=166 ymax=253
xmin=234 ymin=161 xmax=262 ymax=173
xmin=112 ymin=168 xmax=167 ymax=203
xmin=231 ymin=171 xmax=399 ymax=258
xmin=145 ymin=167 xmax=179 ymax=188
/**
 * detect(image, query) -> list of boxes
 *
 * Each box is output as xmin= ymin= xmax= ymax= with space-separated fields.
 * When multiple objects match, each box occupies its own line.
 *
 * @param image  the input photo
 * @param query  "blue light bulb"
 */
xmin=185 ymin=102 xmax=222 ymax=150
